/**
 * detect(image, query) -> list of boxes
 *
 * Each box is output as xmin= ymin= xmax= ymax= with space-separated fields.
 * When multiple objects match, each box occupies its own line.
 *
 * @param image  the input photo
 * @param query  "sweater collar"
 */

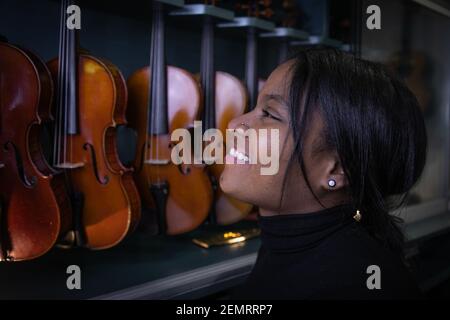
xmin=258 ymin=204 xmax=356 ymax=253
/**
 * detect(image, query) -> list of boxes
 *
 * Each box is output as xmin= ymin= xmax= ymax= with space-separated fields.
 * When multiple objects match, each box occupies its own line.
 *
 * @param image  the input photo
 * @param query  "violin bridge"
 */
xmin=54 ymin=162 xmax=85 ymax=169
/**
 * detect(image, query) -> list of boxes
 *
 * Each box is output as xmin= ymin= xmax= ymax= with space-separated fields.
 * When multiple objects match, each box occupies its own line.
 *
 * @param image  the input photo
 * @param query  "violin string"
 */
xmin=64 ymin=0 xmax=67 ymax=166
xmin=69 ymin=8 xmax=74 ymax=169
xmin=211 ymin=18 xmax=216 ymax=131
xmin=152 ymin=3 xmax=157 ymax=180
xmin=53 ymin=2 xmax=63 ymax=166
xmin=71 ymin=0 xmax=78 ymax=169
xmin=64 ymin=0 xmax=69 ymax=166
xmin=60 ymin=0 xmax=65 ymax=166
xmin=58 ymin=0 xmax=68 ymax=167
xmin=156 ymin=2 xmax=164 ymax=182
xmin=54 ymin=0 xmax=64 ymax=167
xmin=67 ymin=1 xmax=71 ymax=165
xmin=63 ymin=0 xmax=71 ymax=164
xmin=154 ymin=2 xmax=159 ymax=183
xmin=201 ymin=15 xmax=215 ymax=139
xmin=145 ymin=1 xmax=156 ymax=187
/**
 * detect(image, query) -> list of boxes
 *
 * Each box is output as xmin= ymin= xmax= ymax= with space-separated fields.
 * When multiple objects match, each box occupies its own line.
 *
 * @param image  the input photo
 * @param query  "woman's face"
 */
xmin=220 ymin=60 xmax=349 ymax=215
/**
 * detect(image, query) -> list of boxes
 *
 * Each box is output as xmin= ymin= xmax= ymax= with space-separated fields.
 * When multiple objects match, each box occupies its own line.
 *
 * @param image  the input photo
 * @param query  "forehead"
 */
xmin=260 ymin=60 xmax=295 ymax=98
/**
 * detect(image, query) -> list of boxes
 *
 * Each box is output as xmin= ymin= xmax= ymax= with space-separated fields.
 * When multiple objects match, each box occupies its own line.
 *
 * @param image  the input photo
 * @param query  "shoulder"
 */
xmin=308 ymin=222 xmax=422 ymax=299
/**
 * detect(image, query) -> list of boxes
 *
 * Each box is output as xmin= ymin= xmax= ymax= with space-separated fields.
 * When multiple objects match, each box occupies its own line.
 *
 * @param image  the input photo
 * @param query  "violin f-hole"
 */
xmin=82 ymin=143 xmax=109 ymax=185
xmin=3 ymin=141 xmax=37 ymax=188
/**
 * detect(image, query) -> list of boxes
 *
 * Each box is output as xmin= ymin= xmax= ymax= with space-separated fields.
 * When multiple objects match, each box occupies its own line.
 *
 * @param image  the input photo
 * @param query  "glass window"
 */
xmin=361 ymin=0 xmax=450 ymax=222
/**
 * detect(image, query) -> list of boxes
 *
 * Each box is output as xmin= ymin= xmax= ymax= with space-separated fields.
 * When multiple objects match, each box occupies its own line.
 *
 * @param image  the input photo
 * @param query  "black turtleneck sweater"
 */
xmin=233 ymin=205 xmax=421 ymax=300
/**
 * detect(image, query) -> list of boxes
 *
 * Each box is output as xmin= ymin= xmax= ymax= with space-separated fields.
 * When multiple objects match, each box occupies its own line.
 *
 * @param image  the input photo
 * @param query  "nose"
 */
xmin=228 ymin=110 xmax=253 ymax=131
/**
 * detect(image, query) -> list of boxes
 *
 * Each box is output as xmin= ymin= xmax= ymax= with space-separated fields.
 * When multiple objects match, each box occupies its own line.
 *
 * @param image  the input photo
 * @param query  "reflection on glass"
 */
xmin=362 ymin=0 xmax=450 ymax=206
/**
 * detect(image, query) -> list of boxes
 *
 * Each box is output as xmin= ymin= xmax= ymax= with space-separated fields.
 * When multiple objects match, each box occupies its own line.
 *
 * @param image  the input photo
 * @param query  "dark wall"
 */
xmin=0 ymin=0 xmax=279 ymax=79
xmin=0 ymin=0 xmax=280 ymax=163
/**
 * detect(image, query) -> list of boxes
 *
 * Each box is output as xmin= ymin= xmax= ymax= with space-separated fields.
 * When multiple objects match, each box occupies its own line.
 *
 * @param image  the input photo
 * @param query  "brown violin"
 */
xmin=127 ymin=1 xmax=213 ymax=235
xmin=0 ymin=40 xmax=72 ymax=261
xmin=198 ymin=0 xmax=253 ymax=225
xmin=47 ymin=0 xmax=140 ymax=249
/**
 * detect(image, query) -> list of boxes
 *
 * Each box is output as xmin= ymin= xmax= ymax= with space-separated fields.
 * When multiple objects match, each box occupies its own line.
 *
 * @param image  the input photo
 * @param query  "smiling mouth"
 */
xmin=228 ymin=147 xmax=250 ymax=163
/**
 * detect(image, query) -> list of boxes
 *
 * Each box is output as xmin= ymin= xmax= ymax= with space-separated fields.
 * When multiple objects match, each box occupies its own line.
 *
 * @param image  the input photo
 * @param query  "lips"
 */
xmin=228 ymin=147 xmax=250 ymax=163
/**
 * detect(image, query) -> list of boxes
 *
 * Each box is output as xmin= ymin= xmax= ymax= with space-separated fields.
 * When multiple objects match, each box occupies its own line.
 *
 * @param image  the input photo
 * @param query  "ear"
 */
xmin=318 ymin=151 xmax=348 ymax=192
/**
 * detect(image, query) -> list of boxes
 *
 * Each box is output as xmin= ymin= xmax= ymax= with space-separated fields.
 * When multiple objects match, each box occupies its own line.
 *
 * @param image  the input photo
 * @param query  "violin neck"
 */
xmin=53 ymin=0 xmax=79 ymax=167
xmin=57 ymin=0 xmax=79 ymax=135
xmin=200 ymin=15 xmax=216 ymax=131
xmin=148 ymin=1 xmax=169 ymax=136
xmin=245 ymin=27 xmax=258 ymax=111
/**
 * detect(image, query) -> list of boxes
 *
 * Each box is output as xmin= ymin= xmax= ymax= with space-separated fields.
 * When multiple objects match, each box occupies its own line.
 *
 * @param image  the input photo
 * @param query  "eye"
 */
xmin=262 ymin=109 xmax=281 ymax=121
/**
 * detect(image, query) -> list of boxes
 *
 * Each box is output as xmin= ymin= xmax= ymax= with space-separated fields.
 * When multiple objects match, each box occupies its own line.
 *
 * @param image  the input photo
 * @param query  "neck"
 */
xmin=258 ymin=204 xmax=356 ymax=253
xmin=258 ymin=198 xmax=351 ymax=217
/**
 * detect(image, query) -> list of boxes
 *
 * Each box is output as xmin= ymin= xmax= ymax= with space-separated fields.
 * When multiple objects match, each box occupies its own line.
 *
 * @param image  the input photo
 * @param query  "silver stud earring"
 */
xmin=327 ymin=179 xmax=336 ymax=188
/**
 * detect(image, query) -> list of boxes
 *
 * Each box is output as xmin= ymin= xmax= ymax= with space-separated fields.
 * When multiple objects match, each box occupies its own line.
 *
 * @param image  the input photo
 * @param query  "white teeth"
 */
xmin=229 ymin=148 xmax=250 ymax=162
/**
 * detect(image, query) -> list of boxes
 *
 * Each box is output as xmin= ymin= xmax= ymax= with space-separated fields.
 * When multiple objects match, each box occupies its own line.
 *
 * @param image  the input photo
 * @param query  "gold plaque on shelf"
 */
xmin=192 ymin=228 xmax=260 ymax=249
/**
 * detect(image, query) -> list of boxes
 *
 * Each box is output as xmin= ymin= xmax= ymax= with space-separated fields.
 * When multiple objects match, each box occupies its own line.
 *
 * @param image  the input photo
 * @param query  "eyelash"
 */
xmin=262 ymin=109 xmax=280 ymax=121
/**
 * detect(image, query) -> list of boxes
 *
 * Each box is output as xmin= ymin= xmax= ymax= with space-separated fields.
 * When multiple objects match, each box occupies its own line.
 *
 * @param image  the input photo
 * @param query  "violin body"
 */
xmin=209 ymin=71 xmax=253 ymax=225
xmin=127 ymin=66 xmax=213 ymax=235
xmin=0 ymin=42 xmax=72 ymax=261
xmin=47 ymin=55 xmax=141 ymax=249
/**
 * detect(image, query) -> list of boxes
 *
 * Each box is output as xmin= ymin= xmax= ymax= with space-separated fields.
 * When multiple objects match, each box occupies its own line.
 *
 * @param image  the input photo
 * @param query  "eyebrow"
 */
xmin=264 ymin=94 xmax=288 ymax=108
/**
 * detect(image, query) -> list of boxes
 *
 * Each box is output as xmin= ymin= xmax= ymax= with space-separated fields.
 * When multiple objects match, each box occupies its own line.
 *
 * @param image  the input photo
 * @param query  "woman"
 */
xmin=221 ymin=48 xmax=427 ymax=299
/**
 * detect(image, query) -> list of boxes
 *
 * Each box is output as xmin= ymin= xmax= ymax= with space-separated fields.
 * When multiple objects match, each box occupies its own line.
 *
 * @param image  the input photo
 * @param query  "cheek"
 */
xmin=220 ymin=127 xmax=292 ymax=207
xmin=220 ymin=168 xmax=285 ymax=208
xmin=254 ymin=124 xmax=288 ymax=168
xmin=219 ymin=159 xmax=260 ymax=198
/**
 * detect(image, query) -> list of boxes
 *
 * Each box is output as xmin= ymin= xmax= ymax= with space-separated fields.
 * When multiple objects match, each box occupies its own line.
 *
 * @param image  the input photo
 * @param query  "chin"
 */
xmin=219 ymin=165 xmax=250 ymax=202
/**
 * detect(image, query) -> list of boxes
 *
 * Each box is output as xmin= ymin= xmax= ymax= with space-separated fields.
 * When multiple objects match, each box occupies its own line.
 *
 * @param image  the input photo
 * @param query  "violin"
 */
xmin=198 ymin=0 xmax=253 ymax=225
xmin=0 ymin=40 xmax=72 ymax=261
xmin=47 ymin=0 xmax=141 ymax=249
xmin=127 ymin=1 xmax=213 ymax=235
